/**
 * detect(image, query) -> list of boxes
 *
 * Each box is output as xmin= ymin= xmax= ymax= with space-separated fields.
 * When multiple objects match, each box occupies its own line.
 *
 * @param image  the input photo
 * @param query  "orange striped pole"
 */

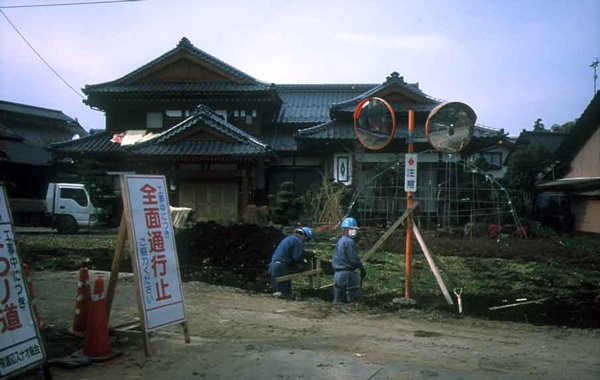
xmin=23 ymin=264 xmax=44 ymax=329
xmin=405 ymin=109 xmax=414 ymax=299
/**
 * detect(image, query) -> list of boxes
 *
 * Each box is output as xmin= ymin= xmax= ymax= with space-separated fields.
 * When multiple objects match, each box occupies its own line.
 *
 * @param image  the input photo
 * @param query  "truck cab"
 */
xmin=47 ymin=183 xmax=100 ymax=234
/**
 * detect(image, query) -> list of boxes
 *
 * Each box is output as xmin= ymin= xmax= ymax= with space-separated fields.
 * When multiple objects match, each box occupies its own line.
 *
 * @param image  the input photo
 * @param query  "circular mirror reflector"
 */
xmin=353 ymin=97 xmax=396 ymax=150
xmin=426 ymin=101 xmax=476 ymax=154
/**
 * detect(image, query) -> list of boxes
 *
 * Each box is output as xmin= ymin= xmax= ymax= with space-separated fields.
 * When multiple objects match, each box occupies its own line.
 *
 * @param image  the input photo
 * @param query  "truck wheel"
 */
xmin=56 ymin=216 xmax=79 ymax=235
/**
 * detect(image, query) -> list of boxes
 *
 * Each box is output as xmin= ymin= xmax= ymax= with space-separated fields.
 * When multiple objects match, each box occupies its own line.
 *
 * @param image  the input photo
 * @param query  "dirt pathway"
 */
xmin=25 ymin=271 xmax=600 ymax=379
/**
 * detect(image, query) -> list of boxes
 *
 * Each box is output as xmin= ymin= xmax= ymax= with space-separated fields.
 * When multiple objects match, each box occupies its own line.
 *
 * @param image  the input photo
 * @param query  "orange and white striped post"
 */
xmin=23 ymin=264 xmax=44 ymax=329
xmin=69 ymin=267 xmax=91 ymax=336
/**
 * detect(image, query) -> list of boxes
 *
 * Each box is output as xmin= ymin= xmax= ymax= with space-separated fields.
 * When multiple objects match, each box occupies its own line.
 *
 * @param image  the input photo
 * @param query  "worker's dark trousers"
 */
xmin=333 ymin=270 xmax=360 ymax=304
xmin=268 ymin=262 xmax=292 ymax=296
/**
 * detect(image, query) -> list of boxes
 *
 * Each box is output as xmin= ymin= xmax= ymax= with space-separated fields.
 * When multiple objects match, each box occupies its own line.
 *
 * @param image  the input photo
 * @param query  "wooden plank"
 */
xmin=362 ymin=201 xmax=419 ymax=263
xmin=182 ymin=321 xmax=191 ymax=344
xmin=412 ymin=224 xmax=454 ymax=306
xmin=276 ymin=268 xmax=322 ymax=283
xmin=489 ymin=298 xmax=550 ymax=311
xmin=106 ymin=214 xmax=127 ymax=321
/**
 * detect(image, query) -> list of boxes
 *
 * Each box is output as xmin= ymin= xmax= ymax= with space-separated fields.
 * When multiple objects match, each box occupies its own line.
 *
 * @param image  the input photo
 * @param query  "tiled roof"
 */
xmin=557 ymin=91 xmax=600 ymax=159
xmin=265 ymin=133 xmax=297 ymax=152
xmin=133 ymin=141 xmax=267 ymax=156
xmin=85 ymin=37 xmax=262 ymax=94
xmin=55 ymin=105 xmax=270 ymax=157
xmin=0 ymin=121 xmax=23 ymax=141
xmin=154 ymin=105 xmax=267 ymax=149
xmin=330 ymin=72 xmax=440 ymax=111
xmin=85 ymin=82 xmax=273 ymax=94
xmin=297 ymin=120 xmax=501 ymax=140
xmin=0 ymin=100 xmax=79 ymax=123
xmin=516 ymin=131 xmax=569 ymax=153
xmin=275 ymin=84 xmax=376 ymax=124
xmin=53 ymin=131 xmax=125 ymax=154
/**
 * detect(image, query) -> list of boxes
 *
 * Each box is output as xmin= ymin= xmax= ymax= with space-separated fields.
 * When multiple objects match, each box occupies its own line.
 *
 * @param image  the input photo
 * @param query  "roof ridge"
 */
xmin=84 ymin=37 xmax=264 ymax=91
xmin=0 ymin=100 xmax=66 ymax=115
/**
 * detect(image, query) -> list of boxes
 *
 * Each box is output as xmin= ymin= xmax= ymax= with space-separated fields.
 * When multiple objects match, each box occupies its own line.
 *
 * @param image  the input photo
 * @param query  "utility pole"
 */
xmin=591 ymin=58 xmax=599 ymax=94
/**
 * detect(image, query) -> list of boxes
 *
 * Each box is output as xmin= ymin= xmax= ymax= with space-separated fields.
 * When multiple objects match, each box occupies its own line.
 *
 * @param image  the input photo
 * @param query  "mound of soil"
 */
xmin=180 ymin=222 xmax=285 ymax=284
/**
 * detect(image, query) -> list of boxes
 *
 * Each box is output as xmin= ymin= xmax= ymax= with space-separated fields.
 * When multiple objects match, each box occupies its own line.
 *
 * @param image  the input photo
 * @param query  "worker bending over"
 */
xmin=268 ymin=226 xmax=313 ymax=297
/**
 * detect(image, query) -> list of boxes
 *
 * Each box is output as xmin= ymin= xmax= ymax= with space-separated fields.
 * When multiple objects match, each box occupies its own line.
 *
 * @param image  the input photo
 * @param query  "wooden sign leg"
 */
xmin=182 ymin=321 xmax=191 ymax=344
xmin=141 ymin=327 xmax=150 ymax=356
xmin=106 ymin=214 xmax=127 ymax=321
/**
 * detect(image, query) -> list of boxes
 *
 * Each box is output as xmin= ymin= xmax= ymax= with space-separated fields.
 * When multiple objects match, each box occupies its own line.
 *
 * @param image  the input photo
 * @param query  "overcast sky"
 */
xmin=1 ymin=0 xmax=598 ymax=136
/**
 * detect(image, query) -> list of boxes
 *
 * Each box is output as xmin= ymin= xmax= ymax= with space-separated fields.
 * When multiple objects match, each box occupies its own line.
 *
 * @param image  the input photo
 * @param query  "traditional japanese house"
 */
xmin=54 ymin=37 xmax=505 ymax=224
xmin=0 ymin=100 xmax=86 ymax=198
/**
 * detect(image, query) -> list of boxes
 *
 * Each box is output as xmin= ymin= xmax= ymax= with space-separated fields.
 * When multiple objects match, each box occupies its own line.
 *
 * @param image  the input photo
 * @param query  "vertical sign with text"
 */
xmin=122 ymin=175 xmax=186 ymax=331
xmin=404 ymin=154 xmax=418 ymax=192
xmin=0 ymin=186 xmax=45 ymax=378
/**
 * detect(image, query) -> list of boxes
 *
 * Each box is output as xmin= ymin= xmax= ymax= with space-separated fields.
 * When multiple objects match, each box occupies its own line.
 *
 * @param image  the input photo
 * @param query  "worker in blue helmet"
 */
xmin=332 ymin=217 xmax=366 ymax=304
xmin=268 ymin=226 xmax=313 ymax=297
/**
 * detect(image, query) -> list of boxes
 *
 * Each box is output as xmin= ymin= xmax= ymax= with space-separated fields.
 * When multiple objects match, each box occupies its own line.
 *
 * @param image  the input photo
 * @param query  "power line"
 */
xmin=0 ymin=0 xmax=145 ymax=9
xmin=0 ymin=9 xmax=84 ymax=98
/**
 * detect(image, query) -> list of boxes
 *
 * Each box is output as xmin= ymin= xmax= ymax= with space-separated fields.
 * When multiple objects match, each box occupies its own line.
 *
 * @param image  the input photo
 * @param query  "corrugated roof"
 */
xmin=275 ymin=84 xmax=376 ymax=124
xmin=85 ymin=37 xmax=263 ymax=93
xmin=0 ymin=100 xmax=79 ymax=123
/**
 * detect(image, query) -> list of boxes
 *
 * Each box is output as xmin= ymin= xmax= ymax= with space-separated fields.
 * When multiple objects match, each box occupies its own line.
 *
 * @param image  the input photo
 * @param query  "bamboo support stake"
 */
xmin=412 ymin=224 xmax=454 ymax=305
xmin=362 ymin=201 xmax=419 ymax=263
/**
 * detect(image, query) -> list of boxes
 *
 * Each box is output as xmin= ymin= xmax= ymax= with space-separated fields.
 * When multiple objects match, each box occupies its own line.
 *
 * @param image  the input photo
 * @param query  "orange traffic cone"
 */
xmin=69 ymin=267 xmax=91 ymax=337
xmin=84 ymin=277 xmax=111 ymax=359
xmin=23 ymin=264 xmax=44 ymax=330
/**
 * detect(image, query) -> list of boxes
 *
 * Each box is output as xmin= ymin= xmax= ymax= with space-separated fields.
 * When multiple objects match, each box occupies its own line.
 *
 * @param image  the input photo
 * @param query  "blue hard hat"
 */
xmin=341 ymin=217 xmax=358 ymax=229
xmin=301 ymin=226 xmax=313 ymax=241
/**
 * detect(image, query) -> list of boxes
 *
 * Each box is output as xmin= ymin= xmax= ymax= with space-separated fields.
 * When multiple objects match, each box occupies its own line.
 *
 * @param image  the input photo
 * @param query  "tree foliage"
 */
xmin=533 ymin=118 xmax=546 ymax=132
xmin=504 ymin=144 xmax=556 ymax=216
xmin=269 ymin=182 xmax=303 ymax=225
xmin=550 ymin=120 xmax=577 ymax=133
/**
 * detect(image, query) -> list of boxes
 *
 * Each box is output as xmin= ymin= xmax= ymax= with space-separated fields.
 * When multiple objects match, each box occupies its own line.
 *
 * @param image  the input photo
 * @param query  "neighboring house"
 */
xmin=53 ymin=37 xmax=505 ymax=224
xmin=537 ymin=91 xmax=600 ymax=233
xmin=469 ymin=135 xmax=515 ymax=178
xmin=0 ymin=100 xmax=86 ymax=198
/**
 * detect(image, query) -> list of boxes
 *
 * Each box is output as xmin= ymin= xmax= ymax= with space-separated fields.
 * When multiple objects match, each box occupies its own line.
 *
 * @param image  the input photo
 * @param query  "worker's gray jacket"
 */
xmin=332 ymin=235 xmax=364 ymax=271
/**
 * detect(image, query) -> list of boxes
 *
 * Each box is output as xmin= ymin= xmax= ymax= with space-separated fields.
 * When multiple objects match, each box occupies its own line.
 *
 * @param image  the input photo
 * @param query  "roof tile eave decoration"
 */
xmin=84 ymin=37 xmax=266 ymax=94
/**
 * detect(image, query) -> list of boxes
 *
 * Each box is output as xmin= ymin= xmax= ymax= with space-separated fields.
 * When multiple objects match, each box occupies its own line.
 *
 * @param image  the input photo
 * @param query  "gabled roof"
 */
xmin=152 ymin=105 xmax=267 ymax=149
xmin=330 ymin=72 xmax=440 ymax=113
xmin=557 ymin=91 xmax=600 ymax=160
xmin=0 ymin=100 xmax=79 ymax=123
xmin=54 ymin=105 xmax=270 ymax=158
xmin=84 ymin=37 xmax=262 ymax=94
xmin=516 ymin=131 xmax=569 ymax=153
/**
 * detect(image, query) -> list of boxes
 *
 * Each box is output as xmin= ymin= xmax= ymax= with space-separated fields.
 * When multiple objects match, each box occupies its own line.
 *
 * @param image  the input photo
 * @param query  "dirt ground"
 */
xmin=17 ymin=270 xmax=600 ymax=380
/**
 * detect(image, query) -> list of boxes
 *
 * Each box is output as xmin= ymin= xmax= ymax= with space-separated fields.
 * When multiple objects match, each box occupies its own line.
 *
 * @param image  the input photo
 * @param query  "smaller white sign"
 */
xmin=334 ymin=154 xmax=352 ymax=186
xmin=0 ymin=187 xmax=45 ymax=378
xmin=122 ymin=175 xmax=187 ymax=332
xmin=404 ymin=153 xmax=418 ymax=192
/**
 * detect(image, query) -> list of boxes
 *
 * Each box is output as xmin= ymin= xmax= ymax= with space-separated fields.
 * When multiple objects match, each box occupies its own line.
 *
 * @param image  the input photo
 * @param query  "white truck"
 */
xmin=10 ymin=183 xmax=101 ymax=234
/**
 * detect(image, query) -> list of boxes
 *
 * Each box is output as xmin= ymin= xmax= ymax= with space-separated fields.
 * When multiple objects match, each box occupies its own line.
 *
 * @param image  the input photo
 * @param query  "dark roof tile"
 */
xmin=0 ymin=100 xmax=79 ymax=123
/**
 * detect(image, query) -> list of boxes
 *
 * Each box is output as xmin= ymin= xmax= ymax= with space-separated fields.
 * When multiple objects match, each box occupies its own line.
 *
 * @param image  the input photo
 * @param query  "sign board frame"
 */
xmin=0 ymin=186 xmax=48 ymax=379
xmin=106 ymin=175 xmax=190 ymax=356
xmin=404 ymin=153 xmax=418 ymax=192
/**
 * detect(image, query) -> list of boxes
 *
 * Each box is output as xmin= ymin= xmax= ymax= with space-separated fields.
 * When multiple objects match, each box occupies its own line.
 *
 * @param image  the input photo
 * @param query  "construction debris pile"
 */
xmin=180 ymin=222 xmax=284 ymax=286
